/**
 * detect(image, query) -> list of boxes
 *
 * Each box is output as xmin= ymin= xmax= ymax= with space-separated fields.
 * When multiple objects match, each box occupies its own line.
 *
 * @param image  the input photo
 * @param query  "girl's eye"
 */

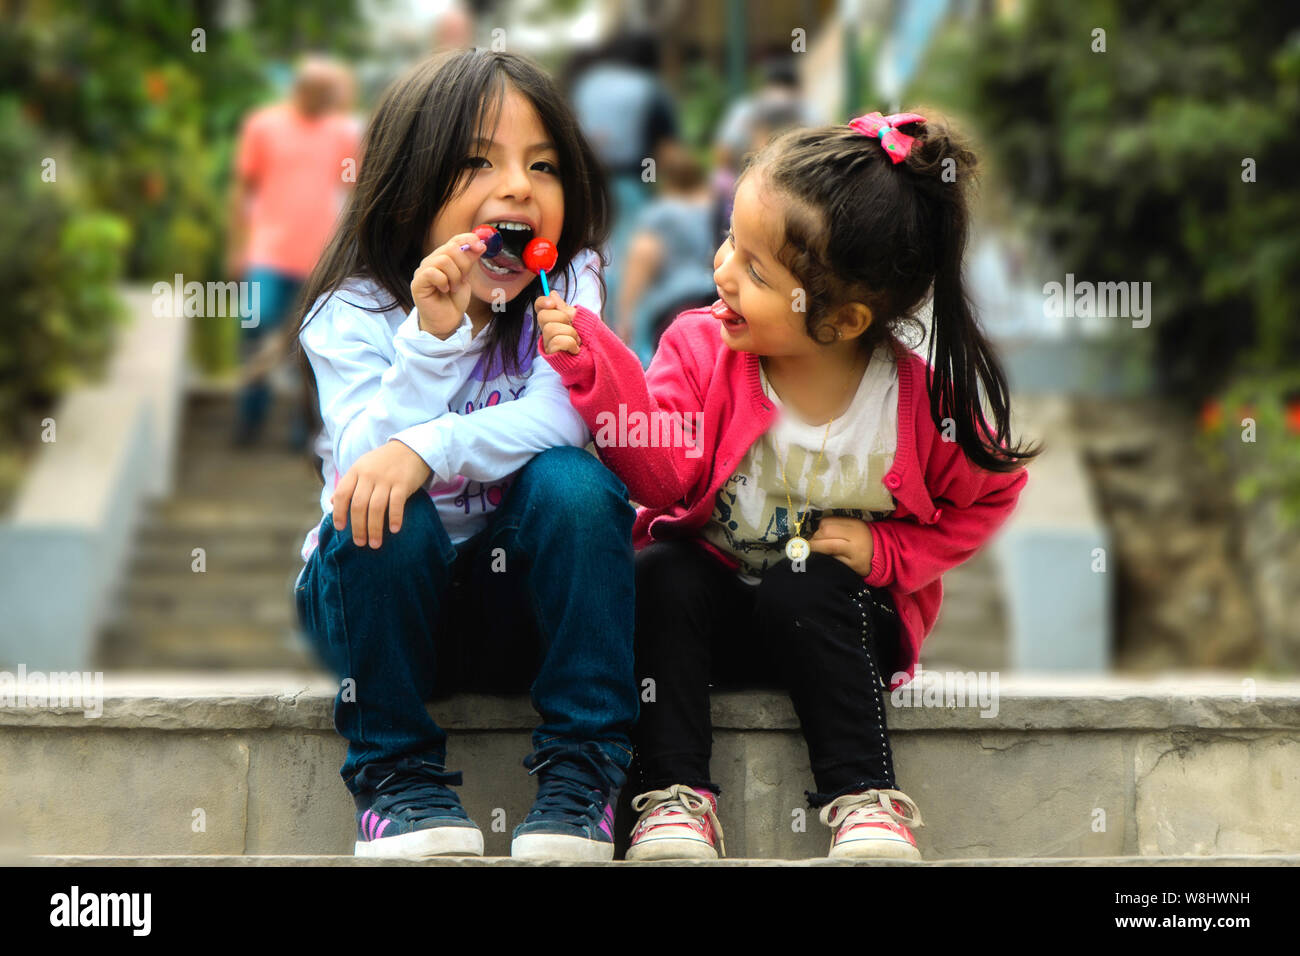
xmin=464 ymin=156 xmax=490 ymax=169
xmin=531 ymin=160 xmax=558 ymax=174
xmin=726 ymin=229 xmax=736 ymax=246
xmin=748 ymin=265 xmax=765 ymax=286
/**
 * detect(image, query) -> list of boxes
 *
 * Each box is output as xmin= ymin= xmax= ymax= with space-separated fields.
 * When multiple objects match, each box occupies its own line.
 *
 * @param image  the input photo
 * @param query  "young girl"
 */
xmin=293 ymin=50 xmax=638 ymax=862
xmin=536 ymin=110 xmax=1039 ymax=860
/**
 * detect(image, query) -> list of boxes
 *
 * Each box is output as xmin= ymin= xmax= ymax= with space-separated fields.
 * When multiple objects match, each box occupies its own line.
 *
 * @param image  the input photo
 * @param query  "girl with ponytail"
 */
xmin=537 ymin=110 xmax=1039 ymax=861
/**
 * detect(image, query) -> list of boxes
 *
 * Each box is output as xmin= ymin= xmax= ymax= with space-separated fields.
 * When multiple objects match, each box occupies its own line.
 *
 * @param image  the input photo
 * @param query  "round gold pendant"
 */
xmin=785 ymin=536 xmax=810 ymax=562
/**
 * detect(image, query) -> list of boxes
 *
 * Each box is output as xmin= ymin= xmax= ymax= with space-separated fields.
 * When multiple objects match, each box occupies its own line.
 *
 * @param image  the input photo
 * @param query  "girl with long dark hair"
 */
xmin=538 ymin=110 xmax=1039 ymax=861
xmin=293 ymin=49 xmax=636 ymax=862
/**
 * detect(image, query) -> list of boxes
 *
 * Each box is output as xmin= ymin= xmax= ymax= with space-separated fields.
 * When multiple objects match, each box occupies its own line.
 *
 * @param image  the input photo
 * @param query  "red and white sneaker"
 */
xmin=818 ymin=789 xmax=924 ymax=860
xmin=626 ymin=785 xmax=726 ymax=861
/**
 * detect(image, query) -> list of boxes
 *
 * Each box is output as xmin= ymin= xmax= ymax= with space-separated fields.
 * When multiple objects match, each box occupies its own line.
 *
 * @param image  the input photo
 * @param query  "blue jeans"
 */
xmin=237 ymin=266 xmax=305 ymax=444
xmin=295 ymin=446 xmax=638 ymax=795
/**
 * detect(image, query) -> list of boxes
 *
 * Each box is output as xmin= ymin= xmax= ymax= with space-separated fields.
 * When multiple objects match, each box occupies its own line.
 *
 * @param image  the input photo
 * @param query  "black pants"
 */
xmin=633 ymin=539 xmax=902 ymax=808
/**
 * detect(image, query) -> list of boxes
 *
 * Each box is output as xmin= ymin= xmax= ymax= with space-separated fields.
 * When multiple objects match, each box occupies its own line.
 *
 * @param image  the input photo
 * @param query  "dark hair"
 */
xmin=743 ymin=113 xmax=1039 ymax=472
xmin=293 ymin=49 xmax=610 ymax=427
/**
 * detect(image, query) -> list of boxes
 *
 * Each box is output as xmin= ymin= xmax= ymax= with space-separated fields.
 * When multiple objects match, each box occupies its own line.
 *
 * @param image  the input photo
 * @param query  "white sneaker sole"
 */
xmin=828 ymin=838 xmax=921 ymax=861
xmin=354 ymin=825 xmax=484 ymax=859
xmin=625 ymin=837 xmax=719 ymax=862
xmin=510 ymin=833 xmax=614 ymax=862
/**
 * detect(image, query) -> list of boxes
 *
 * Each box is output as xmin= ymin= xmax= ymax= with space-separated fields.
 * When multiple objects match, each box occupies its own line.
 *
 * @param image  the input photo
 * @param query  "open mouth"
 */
xmin=482 ymin=220 xmax=534 ymax=275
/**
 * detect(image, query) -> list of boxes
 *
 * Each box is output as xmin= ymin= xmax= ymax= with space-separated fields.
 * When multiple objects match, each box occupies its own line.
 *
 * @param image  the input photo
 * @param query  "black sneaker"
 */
xmin=510 ymin=742 xmax=626 ymax=861
xmin=351 ymin=756 xmax=483 ymax=858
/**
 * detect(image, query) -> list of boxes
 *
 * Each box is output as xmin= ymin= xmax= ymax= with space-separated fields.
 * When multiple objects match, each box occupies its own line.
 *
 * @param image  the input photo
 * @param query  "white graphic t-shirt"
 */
xmin=701 ymin=344 xmax=899 ymax=583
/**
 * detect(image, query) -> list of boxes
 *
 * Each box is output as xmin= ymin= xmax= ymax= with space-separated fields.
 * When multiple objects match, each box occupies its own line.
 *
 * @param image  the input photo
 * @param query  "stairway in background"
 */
xmin=97 ymin=389 xmax=323 ymax=671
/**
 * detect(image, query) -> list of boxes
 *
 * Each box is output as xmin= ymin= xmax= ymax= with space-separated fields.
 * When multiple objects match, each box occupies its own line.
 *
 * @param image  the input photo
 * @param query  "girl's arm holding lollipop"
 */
xmin=535 ymin=272 xmax=711 ymax=510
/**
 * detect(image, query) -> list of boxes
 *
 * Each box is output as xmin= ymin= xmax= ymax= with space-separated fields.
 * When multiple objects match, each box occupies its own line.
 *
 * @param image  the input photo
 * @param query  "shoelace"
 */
xmin=631 ymin=785 xmax=726 ymax=857
xmin=526 ymin=750 xmax=609 ymax=824
xmin=817 ymin=788 xmax=924 ymax=833
xmin=370 ymin=758 xmax=466 ymax=823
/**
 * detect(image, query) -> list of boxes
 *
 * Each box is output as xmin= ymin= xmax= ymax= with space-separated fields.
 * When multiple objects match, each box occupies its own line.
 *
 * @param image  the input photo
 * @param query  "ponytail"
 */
xmin=749 ymin=110 xmax=1040 ymax=473
xmin=909 ymin=120 xmax=1039 ymax=472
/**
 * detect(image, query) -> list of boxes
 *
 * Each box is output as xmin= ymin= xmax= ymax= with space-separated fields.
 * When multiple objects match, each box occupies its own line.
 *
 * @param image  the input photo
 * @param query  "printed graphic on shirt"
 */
xmin=462 ymin=382 xmax=527 ymax=415
xmin=701 ymin=345 xmax=900 ymax=581
xmin=703 ymin=443 xmax=895 ymax=580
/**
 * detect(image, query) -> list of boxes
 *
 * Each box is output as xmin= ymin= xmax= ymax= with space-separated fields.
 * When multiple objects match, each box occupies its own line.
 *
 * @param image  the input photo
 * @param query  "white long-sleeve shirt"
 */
xmin=298 ymin=249 xmax=601 ymax=560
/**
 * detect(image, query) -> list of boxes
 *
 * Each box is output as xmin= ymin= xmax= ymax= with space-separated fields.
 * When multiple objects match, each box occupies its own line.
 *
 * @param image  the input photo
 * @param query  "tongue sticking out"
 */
xmin=711 ymin=299 xmax=744 ymax=323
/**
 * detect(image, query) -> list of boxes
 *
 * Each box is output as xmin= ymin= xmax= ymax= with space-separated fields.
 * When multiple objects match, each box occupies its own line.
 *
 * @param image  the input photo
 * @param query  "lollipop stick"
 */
xmin=538 ymin=270 xmax=550 ymax=296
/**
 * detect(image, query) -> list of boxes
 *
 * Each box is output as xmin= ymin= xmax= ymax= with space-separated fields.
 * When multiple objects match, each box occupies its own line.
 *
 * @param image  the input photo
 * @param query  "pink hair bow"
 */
xmin=848 ymin=111 xmax=928 ymax=164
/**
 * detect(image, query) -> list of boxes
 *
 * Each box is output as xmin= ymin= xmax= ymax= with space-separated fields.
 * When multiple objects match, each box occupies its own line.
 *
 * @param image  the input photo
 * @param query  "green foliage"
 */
xmin=915 ymin=0 xmax=1300 ymax=397
xmin=0 ymin=96 xmax=130 ymax=433
xmin=0 ymin=0 xmax=363 ymax=382
xmin=1199 ymin=372 xmax=1300 ymax=522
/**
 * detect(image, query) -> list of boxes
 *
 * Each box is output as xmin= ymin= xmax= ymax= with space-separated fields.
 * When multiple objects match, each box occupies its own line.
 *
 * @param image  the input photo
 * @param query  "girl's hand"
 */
xmin=809 ymin=516 xmax=875 ymax=577
xmin=411 ymin=232 xmax=487 ymax=339
xmin=331 ymin=440 xmax=433 ymax=548
xmin=536 ymin=293 xmax=580 ymax=355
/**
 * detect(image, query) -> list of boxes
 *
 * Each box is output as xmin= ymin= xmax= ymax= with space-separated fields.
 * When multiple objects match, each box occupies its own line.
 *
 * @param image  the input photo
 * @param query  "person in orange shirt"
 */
xmin=228 ymin=56 xmax=361 ymax=447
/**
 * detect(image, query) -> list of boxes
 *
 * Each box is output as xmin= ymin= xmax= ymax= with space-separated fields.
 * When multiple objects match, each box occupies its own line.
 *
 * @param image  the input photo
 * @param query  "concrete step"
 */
xmin=98 ymin=388 xmax=322 ymax=670
xmin=121 ymin=571 xmax=303 ymax=609
xmin=96 ymin=623 xmax=316 ymax=671
xmin=115 ymin=584 xmax=296 ymax=626
xmin=3 ymin=674 xmax=1298 ymax=861
xmin=129 ymin=540 xmax=312 ymax=574
xmin=24 ymin=854 xmax=1300 ymax=867
xmin=136 ymin=510 xmax=317 ymax=550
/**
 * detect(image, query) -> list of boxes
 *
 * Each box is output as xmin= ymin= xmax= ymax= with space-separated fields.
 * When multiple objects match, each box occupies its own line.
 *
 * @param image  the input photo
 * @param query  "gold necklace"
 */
xmin=776 ymin=417 xmax=834 ymax=562
xmin=767 ymin=349 xmax=865 ymax=561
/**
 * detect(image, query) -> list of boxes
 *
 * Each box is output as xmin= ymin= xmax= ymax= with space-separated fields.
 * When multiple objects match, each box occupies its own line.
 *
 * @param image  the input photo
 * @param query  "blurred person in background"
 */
xmin=615 ymin=143 xmax=719 ymax=365
xmin=710 ymin=57 xmax=820 ymax=246
xmin=328 ymin=59 xmax=366 ymax=141
xmin=227 ymin=55 xmax=362 ymax=448
xmin=569 ymin=31 xmax=681 ymax=333
xmin=431 ymin=1 xmax=475 ymax=54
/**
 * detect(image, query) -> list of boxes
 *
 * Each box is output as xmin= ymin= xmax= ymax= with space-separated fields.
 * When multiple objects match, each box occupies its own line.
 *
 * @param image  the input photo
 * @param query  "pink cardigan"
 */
xmin=542 ymin=306 xmax=1028 ymax=689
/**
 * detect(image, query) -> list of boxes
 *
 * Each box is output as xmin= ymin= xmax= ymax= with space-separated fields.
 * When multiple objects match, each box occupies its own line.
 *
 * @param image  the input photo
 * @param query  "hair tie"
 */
xmin=848 ymin=111 xmax=927 ymax=164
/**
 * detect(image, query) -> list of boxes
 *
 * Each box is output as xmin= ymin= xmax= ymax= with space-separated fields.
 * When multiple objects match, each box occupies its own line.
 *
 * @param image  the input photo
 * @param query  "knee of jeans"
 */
xmin=518 ymin=446 xmax=629 ymax=517
xmin=330 ymin=491 xmax=453 ymax=567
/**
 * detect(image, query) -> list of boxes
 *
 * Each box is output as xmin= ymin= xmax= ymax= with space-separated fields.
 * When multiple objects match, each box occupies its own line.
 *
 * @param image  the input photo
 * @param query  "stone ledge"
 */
xmin=21 ymin=854 xmax=1300 ymax=867
xmin=6 ymin=671 xmax=1299 ymax=859
xmin=2 ymin=671 xmax=1298 ymax=732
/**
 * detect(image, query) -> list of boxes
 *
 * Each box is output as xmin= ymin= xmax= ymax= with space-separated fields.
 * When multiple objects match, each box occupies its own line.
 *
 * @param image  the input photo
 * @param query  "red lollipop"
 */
xmin=523 ymin=238 xmax=557 ymax=273
xmin=523 ymin=238 xmax=558 ymax=294
xmin=460 ymin=224 xmax=503 ymax=258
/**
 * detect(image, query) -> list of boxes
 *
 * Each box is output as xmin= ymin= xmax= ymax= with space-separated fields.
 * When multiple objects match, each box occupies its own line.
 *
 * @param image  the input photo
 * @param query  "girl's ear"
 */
xmin=830 ymin=301 xmax=873 ymax=341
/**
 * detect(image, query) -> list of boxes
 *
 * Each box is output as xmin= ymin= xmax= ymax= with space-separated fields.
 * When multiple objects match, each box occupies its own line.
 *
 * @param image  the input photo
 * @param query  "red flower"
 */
xmin=1286 ymin=401 xmax=1300 ymax=436
xmin=145 ymin=71 xmax=168 ymax=103
xmin=1199 ymin=399 xmax=1222 ymax=432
